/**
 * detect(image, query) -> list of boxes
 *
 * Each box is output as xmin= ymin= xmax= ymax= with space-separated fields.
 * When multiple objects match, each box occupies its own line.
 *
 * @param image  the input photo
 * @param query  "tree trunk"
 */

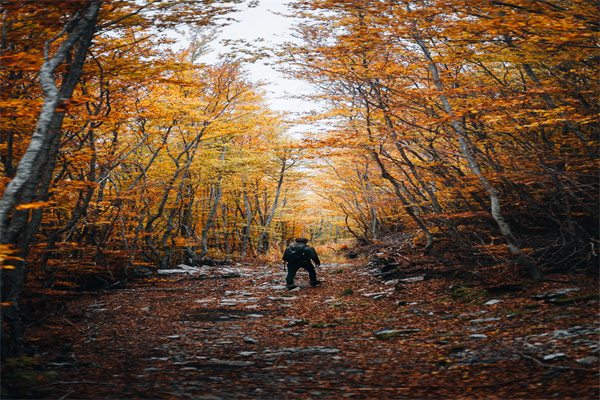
xmin=199 ymin=147 xmax=227 ymax=258
xmin=371 ymin=151 xmax=434 ymax=249
xmin=257 ymin=155 xmax=294 ymax=253
xmin=241 ymin=188 xmax=252 ymax=258
xmin=412 ymin=30 xmax=543 ymax=280
xmin=200 ymin=183 xmax=223 ymax=259
xmin=0 ymin=0 xmax=101 ymax=357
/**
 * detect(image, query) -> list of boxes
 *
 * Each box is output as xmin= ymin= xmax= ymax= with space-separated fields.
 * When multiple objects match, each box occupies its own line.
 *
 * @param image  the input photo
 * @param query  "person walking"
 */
xmin=282 ymin=238 xmax=322 ymax=290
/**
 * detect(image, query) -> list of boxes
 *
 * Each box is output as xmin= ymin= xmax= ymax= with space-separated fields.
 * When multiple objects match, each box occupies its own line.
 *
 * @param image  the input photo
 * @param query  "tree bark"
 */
xmin=257 ymin=154 xmax=295 ymax=253
xmin=0 ymin=0 xmax=101 ymax=357
xmin=200 ymin=183 xmax=223 ymax=259
xmin=241 ymin=188 xmax=252 ymax=258
xmin=371 ymin=151 xmax=434 ymax=249
xmin=412 ymin=30 xmax=543 ymax=280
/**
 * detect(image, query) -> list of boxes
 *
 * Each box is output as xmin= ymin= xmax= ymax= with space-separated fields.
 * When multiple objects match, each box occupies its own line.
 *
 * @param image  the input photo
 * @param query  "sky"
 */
xmin=200 ymin=0 xmax=312 ymax=113
xmin=200 ymin=0 xmax=315 ymax=117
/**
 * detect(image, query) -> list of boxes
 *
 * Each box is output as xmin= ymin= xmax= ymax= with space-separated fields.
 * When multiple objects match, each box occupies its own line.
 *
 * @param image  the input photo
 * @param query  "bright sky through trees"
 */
xmin=201 ymin=0 xmax=314 ymax=117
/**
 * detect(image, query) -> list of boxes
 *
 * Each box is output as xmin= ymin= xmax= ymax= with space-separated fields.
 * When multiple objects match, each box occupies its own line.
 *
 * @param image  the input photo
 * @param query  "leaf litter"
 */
xmin=15 ymin=258 xmax=600 ymax=400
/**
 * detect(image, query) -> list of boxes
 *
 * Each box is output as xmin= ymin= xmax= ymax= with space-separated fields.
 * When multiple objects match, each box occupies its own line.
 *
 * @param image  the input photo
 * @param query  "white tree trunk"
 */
xmin=0 ymin=0 xmax=101 ymax=357
xmin=0 ymin=2 xmax=101 ymax=239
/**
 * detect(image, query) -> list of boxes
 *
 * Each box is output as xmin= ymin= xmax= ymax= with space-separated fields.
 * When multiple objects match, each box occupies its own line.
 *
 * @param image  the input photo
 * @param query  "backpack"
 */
xmin=283 ymin=245 xmax=309 ymax=262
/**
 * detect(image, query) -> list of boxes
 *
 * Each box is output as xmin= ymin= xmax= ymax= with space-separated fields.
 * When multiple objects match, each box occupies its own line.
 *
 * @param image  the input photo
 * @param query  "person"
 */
xmin=282 ymin=238 xmax=322 ymax=290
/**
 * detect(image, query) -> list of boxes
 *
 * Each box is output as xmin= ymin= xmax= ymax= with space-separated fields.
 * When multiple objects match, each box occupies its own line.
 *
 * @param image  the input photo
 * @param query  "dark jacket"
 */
xmin=282 ymin=243 xmax=320 ymax=266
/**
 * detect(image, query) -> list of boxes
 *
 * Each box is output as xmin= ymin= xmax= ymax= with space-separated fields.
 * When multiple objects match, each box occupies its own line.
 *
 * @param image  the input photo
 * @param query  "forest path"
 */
xmin=19 ymin=260 xmax=599 ymax=399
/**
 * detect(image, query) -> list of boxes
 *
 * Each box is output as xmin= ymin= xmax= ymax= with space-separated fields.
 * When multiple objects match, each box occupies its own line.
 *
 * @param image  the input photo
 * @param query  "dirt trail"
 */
xmin=12 ymin=260 xmax=600 ymax=399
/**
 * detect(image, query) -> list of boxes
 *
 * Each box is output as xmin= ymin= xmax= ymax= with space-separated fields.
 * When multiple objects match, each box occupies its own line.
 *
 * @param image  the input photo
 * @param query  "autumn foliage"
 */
xmin=0 ymin=0 xmax=316 ymax=356
xmin=282 ymin=0 xmax=598 ymax=272
xmin=0 ymin=0 xmax=598 ymax=364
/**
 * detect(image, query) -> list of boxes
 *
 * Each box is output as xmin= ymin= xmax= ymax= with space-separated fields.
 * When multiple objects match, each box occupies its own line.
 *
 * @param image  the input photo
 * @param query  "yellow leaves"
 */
xmin=0 ymin=245 xmax=23 ymax=270
xmin=173 ymin=237 xmax=193 ymax=247
xmin=56 ymin=95 xmax=96 ymax=112
xmin=15 ymin=202 xmax=51 ymax=210
xmin=55 ymin=180 xmax=98 ymax=193
xmin=0 ymin=98 xmax=43 ymax=119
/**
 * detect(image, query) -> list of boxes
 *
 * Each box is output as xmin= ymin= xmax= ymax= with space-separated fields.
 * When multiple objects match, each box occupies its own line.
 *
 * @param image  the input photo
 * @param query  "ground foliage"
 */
xmin=3 ymin=239 xmax=598 ymax=400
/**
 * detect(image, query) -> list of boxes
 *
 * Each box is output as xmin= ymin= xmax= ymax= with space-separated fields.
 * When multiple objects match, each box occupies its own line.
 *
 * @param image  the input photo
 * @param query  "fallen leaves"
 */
xmin=9 ymin=254 xmax=600 ymax=400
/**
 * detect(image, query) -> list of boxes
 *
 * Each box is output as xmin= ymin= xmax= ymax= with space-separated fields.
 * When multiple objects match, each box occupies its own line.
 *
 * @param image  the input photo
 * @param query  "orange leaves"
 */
xmin=0 ymin=245 xmax=22 ymax=269
xmin=0 ymin=98 xmax=43 ymax=119
xmin=276 ymin=0 xmax=598 ymax=251
xmin=15 ymin=202 xmax=51 ymax=210
xmin=20 ymin=254 xmax=599 ymax=399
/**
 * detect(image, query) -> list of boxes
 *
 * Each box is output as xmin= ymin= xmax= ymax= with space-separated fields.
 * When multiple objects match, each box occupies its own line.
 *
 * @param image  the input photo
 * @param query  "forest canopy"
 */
xmin=282 ymin=0 xmax=598 ymax=272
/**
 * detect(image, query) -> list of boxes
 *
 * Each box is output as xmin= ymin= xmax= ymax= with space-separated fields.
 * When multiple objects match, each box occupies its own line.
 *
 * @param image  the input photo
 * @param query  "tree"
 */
xmin=257 ymin=145 xmax=298 ymax=253
xmin=279 ymin=0 xmax=598 ymax=276
xmin=0 ymin=0 xmax=243 ymax=357
xmin=0 ymin=0 xmax=102 ymax=357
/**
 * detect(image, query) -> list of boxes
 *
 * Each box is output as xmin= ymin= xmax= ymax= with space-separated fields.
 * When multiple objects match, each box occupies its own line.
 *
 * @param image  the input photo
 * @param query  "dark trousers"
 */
xmin=286 ymin=262 xmax=317 ymax=286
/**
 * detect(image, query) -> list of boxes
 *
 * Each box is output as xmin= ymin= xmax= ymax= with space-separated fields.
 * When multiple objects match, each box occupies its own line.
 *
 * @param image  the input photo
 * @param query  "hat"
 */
xmin=295 ymin=238 xmax=308 ymax=243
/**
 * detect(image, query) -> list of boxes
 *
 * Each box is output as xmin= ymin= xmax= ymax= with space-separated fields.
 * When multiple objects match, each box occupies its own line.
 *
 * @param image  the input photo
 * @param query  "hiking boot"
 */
xmin=287 ymin=285 xmax=299 ymax=291
xmin=310 ymin=280 xmax=322 ymax=287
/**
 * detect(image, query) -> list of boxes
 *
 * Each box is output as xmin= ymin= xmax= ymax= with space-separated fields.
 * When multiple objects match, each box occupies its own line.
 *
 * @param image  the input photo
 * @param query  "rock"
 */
xmin=533 ymin=288 xmax=580 ymax=300
xmin=484 ymin=299 xmax=503 ymax=305
xmin=552 ymin=329 xmax=570 ymax=338
xmin=375 ymin=328 xmax=421 ymax=339
xmin=459 ymin=311 xmax=487 ymax=318
xmin=399 ymin=276 xmax=424 ymax=283
xmin=220 ymin=272 xmax=241 ymax=279
xmin=243 ymin=337 xmax=259 ymax=344
xmin=268 ymin=296 xmax=298 ymax=301
xmin=543 ymin=353 xmax=568 ymax=361
xmin=262 ymin=350 xmax=293 ymax=357
xmin=361 ymin=292 xmax=388 ymax=299
xmin=576 ymin=356 xmax=598 ymax=365
xmin=158 ymin=265 xmax=201 ymax=275
xmin=311 ymin=322 xmax=336 ymax=328
xmin=380 ymin=263 xmax=400 ymax=273
xmin=273 ymin=346 xmax=340 ymax=354
xmin=303 ymin=346 xmax=340 ymax=354
xmin=269 ymin=285 xmax=287 ymax=290
xmin=548 ymin=293 xmax=600 ymax=305
xmin=209 ymin=359 xmax=255 ymax=367
xmin=289 ymin=319 xmax=311 ymax=327
xmin=469 ymin=334 xmax=488 ymax=339
xmin=470 ymin=317 xmax=501 ymax=324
